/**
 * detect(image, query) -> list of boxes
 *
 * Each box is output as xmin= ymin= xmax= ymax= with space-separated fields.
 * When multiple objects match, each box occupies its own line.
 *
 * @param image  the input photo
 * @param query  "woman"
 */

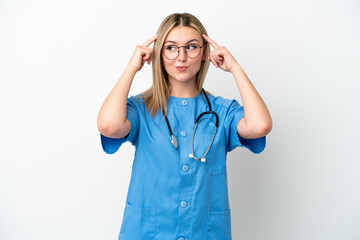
xmin=97 ymin=13 xmax=272 ymax=240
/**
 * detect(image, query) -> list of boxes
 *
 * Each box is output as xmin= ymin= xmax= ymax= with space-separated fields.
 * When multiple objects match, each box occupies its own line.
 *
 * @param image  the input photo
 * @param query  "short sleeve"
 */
xmin=225 ymin=100 xmax=266 ymax=153
xmin=100 ymin=97 xmax=140 ymax=154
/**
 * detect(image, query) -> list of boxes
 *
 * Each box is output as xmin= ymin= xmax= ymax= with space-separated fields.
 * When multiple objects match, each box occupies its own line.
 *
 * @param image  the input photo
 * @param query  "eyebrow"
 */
xmin=164 ymin=39 xmax=200 ymax=44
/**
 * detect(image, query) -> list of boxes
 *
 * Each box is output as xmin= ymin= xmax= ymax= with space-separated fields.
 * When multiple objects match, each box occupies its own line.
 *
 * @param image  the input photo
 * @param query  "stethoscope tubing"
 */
xmin=189 ymin=119 xmax=218 ymax=162
xmin=164 ymin=88 xmax=219 ymax=162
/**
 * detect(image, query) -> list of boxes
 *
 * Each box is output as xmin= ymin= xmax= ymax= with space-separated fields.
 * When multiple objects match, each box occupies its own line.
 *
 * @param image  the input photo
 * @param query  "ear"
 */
xmin=202 ymin=43 xmax=208 ymax=61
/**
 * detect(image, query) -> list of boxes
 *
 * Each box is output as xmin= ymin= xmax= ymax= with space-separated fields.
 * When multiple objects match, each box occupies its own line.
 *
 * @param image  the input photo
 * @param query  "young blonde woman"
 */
xmin=98 ymin=13 xmax=272 ymax=240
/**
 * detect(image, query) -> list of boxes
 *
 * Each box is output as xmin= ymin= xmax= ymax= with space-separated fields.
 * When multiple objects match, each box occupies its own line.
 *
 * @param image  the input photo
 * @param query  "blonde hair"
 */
xmin=141 ymin=13 xmax=210 ymax=117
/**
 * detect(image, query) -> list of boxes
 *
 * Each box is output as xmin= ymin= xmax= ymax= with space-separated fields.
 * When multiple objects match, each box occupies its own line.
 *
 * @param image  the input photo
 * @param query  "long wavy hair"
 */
xmin=141 ymin=13 xmax=210 ymax=117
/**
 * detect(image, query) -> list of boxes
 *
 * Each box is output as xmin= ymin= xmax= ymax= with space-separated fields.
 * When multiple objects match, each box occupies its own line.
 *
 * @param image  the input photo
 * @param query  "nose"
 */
xmin=178 ymin=46 xmax=187 ymax=61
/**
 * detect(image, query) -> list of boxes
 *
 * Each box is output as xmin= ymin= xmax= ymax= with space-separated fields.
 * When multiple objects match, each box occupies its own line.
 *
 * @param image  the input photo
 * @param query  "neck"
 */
xmin=169 ymin=79 xmax=199 ymax=98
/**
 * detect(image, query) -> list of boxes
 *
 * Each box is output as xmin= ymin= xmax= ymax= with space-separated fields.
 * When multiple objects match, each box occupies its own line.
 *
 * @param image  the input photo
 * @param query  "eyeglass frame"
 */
xmin=161 ymin=42 xmax=208 ymax=60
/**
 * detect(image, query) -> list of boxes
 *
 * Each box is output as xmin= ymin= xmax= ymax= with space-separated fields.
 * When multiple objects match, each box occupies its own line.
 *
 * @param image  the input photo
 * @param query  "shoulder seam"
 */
xmin=210 ymin=95 xmax=238 ymax=109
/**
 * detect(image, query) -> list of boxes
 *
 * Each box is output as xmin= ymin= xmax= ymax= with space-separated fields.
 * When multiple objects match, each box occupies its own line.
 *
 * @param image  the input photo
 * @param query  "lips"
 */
xmin=176 ymin=66 xmax=188 ymax=72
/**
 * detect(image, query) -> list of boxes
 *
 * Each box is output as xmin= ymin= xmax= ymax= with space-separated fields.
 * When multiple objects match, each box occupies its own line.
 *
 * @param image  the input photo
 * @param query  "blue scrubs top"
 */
xmin=101 ymin=93 xmax=266 ymax=240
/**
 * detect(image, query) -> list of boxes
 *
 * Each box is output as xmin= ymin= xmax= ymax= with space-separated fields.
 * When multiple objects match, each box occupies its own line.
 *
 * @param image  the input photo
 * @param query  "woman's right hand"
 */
xmin=127 ymin=34 xmax=158 ymax=72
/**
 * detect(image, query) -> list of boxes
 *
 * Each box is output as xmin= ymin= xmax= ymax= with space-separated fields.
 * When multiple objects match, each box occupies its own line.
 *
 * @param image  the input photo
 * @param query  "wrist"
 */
xmin=229 ymin=62 xmax=242 ymax=74
xmin=125 ymin=64 xmax=139 ymax=76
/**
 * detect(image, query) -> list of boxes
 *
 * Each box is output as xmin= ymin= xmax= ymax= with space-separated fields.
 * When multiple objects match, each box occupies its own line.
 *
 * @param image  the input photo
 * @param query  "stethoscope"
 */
xmin=164 ymin=88 xmax=219 ymax=162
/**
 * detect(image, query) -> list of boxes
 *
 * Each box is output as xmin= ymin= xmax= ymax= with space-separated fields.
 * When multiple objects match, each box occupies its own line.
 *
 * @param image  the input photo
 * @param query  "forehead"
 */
xmin=165 ymin=26 xmax=202 ymax=44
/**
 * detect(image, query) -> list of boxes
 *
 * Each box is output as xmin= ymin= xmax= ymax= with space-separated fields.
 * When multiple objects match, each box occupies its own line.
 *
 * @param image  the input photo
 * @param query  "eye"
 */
xmin=186 ymin=45 xmax=198 ymax=50
xmin=164 ymin=45 xmax=177 ymax=51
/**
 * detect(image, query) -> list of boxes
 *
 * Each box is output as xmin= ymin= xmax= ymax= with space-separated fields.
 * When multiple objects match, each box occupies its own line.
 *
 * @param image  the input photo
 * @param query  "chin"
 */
xmin=168 ymin=72 xmax=197 ymax=82
xmin=171 ymin=76 xmax=196 ymax=83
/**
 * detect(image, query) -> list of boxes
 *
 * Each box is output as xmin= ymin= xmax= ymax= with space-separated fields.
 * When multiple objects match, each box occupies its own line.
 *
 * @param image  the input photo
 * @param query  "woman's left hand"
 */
xmin=202 ymin=34 xmax=240 ymax=73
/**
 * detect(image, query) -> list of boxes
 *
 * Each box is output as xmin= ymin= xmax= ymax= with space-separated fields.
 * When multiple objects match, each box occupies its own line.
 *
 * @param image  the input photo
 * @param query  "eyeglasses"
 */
xmin=162 ymin=43 xmax=206 ymax=60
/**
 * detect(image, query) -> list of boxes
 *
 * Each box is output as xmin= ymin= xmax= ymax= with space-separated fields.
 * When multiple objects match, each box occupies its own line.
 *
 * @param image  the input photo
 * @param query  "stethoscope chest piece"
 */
xmin=171 ymin=135 xmax=178 ymax=149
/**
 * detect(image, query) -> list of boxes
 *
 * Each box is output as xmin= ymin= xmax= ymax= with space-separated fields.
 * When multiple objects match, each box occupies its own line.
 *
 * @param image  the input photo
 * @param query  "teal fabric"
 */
xmin=101 ymin=93 xmax=266 ymax=240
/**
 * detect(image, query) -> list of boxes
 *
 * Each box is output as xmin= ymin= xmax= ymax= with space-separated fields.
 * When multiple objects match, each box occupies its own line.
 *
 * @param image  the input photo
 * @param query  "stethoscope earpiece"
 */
xmin=189 ymin=154 xmax=206 ymax=162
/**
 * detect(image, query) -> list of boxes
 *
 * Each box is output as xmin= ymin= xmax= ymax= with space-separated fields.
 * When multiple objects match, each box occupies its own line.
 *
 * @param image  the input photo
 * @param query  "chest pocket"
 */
xmin=119 ymin=201 xmax=157 ymax=240
xmin=205 ymin=155 xmax=227 ymax=175
xmin=196 ymin=133 xmax=227 ymax=175
xmin=192 ymin=116 xmax=226 ymax=175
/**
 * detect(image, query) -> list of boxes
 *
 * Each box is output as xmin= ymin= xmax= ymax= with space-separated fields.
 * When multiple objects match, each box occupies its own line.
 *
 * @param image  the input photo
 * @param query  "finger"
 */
xmin=209 ymin=54 xmax=219 ymax=68
xmin=202 ymin=34 xmax=220 ymax=49
xmin=213 ymin=51 xmax=224 ymax=62
xmin=207 ymin=55 xmax=215 ymax=67
xmin=146 ymin=49 xmax=154 ymax=64
xmin=142 ymin=34 xmax=158 ymax=47
xmin=147 ymin=52 xmax=153 ymax=64
xmin=211 ymin=51 xmax=224 ymax=67
xmin=142 ymin=50 xmax=152 ymax=63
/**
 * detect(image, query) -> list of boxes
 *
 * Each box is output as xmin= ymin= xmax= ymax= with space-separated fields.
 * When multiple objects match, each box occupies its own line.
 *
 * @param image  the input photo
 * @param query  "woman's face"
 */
xmin=162 ymin=26 xmax=205 ymax=86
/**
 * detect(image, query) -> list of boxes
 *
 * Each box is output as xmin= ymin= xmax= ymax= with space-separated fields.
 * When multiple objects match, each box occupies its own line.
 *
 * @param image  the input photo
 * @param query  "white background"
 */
xmin=1 ymin=0 xmax=359 ymax=239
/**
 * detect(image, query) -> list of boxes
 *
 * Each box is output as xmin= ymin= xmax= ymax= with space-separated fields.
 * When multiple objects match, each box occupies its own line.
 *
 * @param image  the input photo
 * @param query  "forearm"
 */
xmin=231 ymin=64 xmax=272 ymax=136
xmin=201 ymin=34 xmax=272 ymax=137
xmin=97 ymin=66 xmax=137 ymax=137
